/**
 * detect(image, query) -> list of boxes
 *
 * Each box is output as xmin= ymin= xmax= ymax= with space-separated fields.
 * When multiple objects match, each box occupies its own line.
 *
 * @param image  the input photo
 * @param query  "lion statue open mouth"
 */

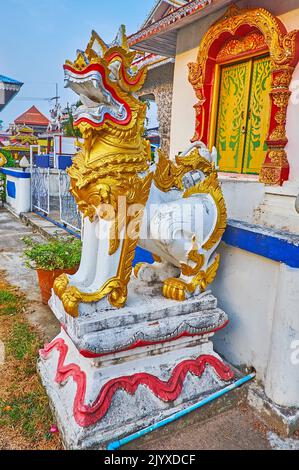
xmin=53 ymin=26 xmax=227 ymax=318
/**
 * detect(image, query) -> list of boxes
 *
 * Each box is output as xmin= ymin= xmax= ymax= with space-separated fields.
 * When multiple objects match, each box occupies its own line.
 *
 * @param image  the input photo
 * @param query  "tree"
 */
xmin=62 ymin=102 xmax=82 ymax=138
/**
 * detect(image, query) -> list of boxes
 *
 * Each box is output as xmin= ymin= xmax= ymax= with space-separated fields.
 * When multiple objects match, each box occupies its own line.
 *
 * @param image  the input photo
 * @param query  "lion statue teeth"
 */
xmin=53 ymin=26 xmax=227 ymax=317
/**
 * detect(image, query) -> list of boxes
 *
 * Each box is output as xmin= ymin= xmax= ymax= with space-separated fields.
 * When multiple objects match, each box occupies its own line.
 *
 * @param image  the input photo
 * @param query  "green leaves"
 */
xmin=0 ymin=173 xmax=6 ymax=203
xmin=22 ymin=236 xmax=82 ymax=271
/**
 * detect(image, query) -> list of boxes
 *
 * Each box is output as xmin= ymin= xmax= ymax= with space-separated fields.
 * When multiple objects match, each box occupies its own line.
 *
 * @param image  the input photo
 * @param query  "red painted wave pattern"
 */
xmin=40 ymin=339 xmax=234 ymax=427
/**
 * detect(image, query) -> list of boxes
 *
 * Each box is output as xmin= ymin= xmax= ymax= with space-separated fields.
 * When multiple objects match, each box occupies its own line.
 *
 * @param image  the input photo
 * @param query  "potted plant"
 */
xmin=23 ymin=237 xmax=82 ymax=304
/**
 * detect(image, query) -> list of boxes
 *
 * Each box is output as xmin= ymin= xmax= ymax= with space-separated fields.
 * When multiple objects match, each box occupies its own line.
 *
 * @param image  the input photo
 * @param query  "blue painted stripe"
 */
xmin=29 ymin=213 xmax=299 ymax=269
xmin=0 ymin=168 xmax=30 ymax=179
xmin=133 ymin=221 xmax=299 ymax=269
xmin=6 ymin=181 xmax=16 ymax=199
xmin=223 ymin=219 xmax=299 ymax=268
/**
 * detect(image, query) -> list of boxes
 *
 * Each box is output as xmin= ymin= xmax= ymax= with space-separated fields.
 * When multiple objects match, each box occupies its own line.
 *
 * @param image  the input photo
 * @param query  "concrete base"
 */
xmin=254 ymin=182 xmax=299 ymax=233
xmin=248 ymin=383 xmax=299 ymax=437
xmin=39 ymin=282 xmax=235 ymax=449
xmin=49 ymin=279 xmax=228 ymax=357
xmin=38 ymin=329 xmax=234 ymax=450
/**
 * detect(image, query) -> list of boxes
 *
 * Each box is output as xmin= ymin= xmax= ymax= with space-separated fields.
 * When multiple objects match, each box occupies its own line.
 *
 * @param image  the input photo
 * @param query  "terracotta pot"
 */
xmin=36 ymin=267 xmax=78 ymax=305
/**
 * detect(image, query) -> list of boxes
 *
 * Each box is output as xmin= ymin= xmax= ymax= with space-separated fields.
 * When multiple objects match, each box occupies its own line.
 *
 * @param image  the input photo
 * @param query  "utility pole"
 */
xmin=55 ymin=83 xmax=59 ymax=107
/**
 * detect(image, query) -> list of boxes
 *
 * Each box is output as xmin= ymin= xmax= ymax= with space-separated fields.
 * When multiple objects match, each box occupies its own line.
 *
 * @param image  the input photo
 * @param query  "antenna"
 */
xmin=16 ymin=83 xmax=60 ymax=104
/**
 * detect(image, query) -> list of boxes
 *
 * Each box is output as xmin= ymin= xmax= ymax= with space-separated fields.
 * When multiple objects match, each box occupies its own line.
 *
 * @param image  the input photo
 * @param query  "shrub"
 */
xmin=22 ymin=237 xmax=82 ymax=271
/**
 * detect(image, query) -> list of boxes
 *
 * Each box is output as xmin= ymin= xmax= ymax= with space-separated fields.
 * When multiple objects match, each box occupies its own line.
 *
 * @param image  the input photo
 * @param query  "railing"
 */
xmin=30 ymin=153 xmax=81 ymax=232
xmin=58 ymin=169 xmax=82 ymax=232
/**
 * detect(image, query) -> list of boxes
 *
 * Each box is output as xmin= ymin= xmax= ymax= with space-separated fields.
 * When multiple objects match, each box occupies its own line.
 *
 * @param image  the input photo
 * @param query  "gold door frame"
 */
xmin=188 ymin=4 xmax=299 ymax=185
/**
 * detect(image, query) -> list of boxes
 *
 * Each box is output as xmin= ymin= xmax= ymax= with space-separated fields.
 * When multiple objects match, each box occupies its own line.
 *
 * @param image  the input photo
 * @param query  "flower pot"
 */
xmin=36 ymin=267 xmax=78 ymax=305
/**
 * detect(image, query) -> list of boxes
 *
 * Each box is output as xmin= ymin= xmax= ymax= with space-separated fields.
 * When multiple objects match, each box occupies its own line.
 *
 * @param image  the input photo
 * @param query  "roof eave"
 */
xmin=129 ymin=0 xmax=233 ymax=57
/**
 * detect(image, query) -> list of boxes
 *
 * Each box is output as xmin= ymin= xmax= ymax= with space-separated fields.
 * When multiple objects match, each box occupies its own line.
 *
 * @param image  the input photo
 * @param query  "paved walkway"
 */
xmin=0 ymin=208 xmax=298 ymax=451
xmin=0 ymin=208 xmax=60 ymax=341
xmin=127 ymin=407 xmax=271 ymax=450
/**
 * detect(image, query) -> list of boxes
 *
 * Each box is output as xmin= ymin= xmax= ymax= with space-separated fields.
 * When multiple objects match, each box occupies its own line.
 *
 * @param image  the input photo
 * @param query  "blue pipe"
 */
xmin=107 ymin=372 xmax=256 ymax=450
xmin=34 ymin=211 xmax=81 ymax=239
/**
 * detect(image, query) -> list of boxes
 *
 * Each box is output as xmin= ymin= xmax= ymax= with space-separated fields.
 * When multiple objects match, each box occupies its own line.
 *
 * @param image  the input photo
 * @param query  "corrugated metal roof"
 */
xmin=0 ymin=75 xmax=23 ymax=86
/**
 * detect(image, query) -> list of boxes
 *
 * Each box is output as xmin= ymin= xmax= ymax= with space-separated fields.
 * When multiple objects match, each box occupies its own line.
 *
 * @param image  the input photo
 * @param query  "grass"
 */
xmin=0 ymin=289 xmax=19 ymax=316
xmin=7 ymin=322 xmax=39 ymax=361
xmin=0 ymin=274 xmax=62 ymax=449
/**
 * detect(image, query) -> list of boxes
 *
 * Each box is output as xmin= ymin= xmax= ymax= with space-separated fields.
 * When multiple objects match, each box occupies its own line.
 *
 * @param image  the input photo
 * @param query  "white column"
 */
xmin=265 ymin=264 xmax=299 ymax=407
xmin=70 ymin=217 xmax=99 ymax=287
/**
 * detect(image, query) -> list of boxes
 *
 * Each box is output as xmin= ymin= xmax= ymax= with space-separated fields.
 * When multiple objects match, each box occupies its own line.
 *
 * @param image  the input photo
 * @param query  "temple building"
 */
xmin=130 ymin=0 xmax=299 ymax=432
xmin=4 ymin=125 xmax=38 ymax=161
xmin=14 ymin=105 xmax=50 ymax=135
xmin=0 ymin=75 xmax=23 ymax=112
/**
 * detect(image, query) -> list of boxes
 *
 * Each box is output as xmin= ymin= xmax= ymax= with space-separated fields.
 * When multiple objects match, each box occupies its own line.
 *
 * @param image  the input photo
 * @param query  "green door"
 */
xmin=216 ymin=55 xmax=272 ymax=174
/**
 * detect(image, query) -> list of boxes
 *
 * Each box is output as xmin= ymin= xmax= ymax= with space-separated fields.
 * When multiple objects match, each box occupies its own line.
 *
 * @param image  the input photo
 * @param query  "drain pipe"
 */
xmin=34 ymin=210 xmax=81 ymax=239
xmin=107 ymin=372 xmax=256 ymax=450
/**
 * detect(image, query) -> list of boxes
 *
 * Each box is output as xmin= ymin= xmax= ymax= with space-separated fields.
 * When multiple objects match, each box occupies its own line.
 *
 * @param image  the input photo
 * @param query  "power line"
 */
xmin=15 ymin=83 xmax=60 ymax=105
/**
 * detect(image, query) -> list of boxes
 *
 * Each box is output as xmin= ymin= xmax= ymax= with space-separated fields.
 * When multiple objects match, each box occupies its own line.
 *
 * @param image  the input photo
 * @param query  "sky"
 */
xmin=0 ymin=0 xmax=156 ymax=128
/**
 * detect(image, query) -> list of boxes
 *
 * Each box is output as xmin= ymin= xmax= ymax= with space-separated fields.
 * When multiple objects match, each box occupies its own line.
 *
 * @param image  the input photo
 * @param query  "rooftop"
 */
xmin=129 ymin=0 xmax=232 ymax=56
xmin=14 ymin=105 xmax=50 ymax=127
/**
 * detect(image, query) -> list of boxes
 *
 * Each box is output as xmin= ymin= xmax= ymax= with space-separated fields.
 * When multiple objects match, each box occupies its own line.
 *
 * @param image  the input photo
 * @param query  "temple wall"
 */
xmin=212 ymin=241 xmax=299 ymax=409
xmin=139 ymin=62 xmax=175 ymax=155
xmin=167 ymin=0 xmax=299 ymax=412
xmin=169 ymin=0 xmax=299 ymax=187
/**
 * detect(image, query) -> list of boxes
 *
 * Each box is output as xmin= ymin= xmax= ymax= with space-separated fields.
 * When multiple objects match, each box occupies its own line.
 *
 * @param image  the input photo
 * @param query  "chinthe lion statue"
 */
xmin=53 ymin=26 xmax=227 ymax=317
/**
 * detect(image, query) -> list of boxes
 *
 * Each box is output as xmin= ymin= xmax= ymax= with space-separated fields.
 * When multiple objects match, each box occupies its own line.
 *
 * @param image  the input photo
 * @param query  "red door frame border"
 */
xmin=188 ymin=5 xmax=299 ymax=185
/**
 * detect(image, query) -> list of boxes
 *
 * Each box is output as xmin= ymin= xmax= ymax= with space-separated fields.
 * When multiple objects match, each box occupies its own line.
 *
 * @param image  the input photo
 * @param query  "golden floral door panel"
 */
xmin=215 ymin=55 xmax=271 ymax=174
xmin=216 ymin=60 xmax=252 ymax=173
xmin=243 ymin=56 xmax=272 ymax=174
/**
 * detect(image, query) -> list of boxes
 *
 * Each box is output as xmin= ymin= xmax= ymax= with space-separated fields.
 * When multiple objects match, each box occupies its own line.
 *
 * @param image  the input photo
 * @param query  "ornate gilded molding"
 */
xmin=53 ymin=27 xmax=153 ymax=315
xmin=154 ymin=147 xmax=214 ymax=192
xmin=163 ymin=255 xmax=220 ymax=302
xmin=155 ymin=150 xmax=227 ymax=302
xmin=55 ymin=173 xmax=153 ymax=317
xmin=183 ymin=171 xmax=227 ymax=251
xmin=188 ymin=4 xmax=299 ymax=185
xmin=181 ymin=238 xmax=205 ymax=277
xmin=217 ymin=31 xmax=267 ymax=62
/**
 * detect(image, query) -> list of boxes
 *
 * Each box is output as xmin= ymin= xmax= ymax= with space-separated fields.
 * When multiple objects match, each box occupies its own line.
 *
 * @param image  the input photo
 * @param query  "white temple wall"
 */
xmin=212 ymin=244 xmax=278 ymax=383
xmin=212 ymin=243 xmax=299 ymax=408
xmin=169 ymin=1 xmax=299 ymax=225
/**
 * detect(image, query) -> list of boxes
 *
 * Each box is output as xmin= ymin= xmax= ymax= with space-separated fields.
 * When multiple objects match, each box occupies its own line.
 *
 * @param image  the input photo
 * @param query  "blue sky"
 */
xmin=0 ymin=0 xmax=155 ymax=128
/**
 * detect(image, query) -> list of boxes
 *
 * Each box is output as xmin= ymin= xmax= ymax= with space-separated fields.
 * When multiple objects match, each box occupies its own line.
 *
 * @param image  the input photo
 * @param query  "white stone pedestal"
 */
xmin=39 ymin=279 xmax=235 ymax=449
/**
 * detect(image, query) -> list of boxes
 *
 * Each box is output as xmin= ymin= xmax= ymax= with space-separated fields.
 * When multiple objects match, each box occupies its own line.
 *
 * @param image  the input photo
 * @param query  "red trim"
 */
xmin=128 ymin=0 xmax=209 ymax=47
xmin=105 ymin=51 xmax=145 ymax=87
xmin=79 ymin=320 xmax=229 ymax=358
xmin=63 ymin=64 xmax=132 ymax=127
xmin=40 ymin=338 xmax=234 ymax=427
xmin=191 ymin=18 xmax=299 ymax=185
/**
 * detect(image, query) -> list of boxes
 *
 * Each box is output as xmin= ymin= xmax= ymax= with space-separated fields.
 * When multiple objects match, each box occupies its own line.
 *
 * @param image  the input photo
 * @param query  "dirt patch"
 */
xmin=0 ymin=272 xmax=62 ymax=450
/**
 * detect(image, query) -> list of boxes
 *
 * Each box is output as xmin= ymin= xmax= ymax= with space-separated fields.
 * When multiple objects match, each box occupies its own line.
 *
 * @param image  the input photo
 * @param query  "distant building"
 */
xmin=4 ymin=125 xmax=37 ymax=161
xmin=14 ymin=105 xmax=50 ymax=134
xmin=0 ymin=75 xmax=23 ymax=112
